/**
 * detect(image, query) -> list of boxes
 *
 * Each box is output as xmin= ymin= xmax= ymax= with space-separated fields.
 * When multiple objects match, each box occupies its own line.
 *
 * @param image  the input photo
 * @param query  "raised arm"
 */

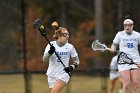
xmin=42 ymin=45 xmax=55 ymax=63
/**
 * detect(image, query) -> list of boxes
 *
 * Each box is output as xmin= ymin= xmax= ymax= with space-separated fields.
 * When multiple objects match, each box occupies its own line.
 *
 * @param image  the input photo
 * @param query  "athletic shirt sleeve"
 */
xmin=113 ymin=32 xmax=121 ymax=44
xmin=70 ymin=45 xmax=78 ymax=57
xmin=138 ymin=32 xmax=140 ymax=44
xmin=44 ymin=44 xmax=50 ymax=54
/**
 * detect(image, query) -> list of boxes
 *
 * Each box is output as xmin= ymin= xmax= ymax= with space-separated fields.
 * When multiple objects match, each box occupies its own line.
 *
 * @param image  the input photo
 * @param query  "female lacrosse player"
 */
xmin=108 ymin=55 xmax=123 ymax=93
xmin=42 ymin=22 xmax=80 ymax=93
xmin=109 ymin=18 xmax=140 ymax=93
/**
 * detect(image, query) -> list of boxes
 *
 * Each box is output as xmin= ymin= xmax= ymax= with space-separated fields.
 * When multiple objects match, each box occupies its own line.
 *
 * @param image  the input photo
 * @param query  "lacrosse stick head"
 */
xmin=117 ymin=52 xmax=134 ymax=64
xmin=33 ymin=19 xmax=44 ymax=30
xmin=33 ymin=19 xmax=47 ymax=37
xmin=91 ymin=40 xmax=109 ymax=52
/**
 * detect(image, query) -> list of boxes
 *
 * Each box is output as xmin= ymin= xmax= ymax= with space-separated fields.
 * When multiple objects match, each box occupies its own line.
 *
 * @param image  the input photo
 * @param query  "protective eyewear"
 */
xmin=124 ymin=24 xmax=133 ymax=27
xmin=61 ymin=33 xmax=70 ymax=37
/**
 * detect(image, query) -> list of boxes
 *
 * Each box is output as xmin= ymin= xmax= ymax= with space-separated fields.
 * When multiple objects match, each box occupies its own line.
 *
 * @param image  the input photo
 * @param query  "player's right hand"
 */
xmin=108 ymin=48 xmax=116 ymax=53
xmin=48 ymin=45 xmax=55 ymax=55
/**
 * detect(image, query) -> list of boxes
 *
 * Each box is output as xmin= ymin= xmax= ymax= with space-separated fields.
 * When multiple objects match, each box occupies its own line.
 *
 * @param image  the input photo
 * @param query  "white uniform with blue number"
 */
xmin=113 ymin=30 xmax=140 ymax=71
xmin=44 ymin=41 xmax=78 ymax=88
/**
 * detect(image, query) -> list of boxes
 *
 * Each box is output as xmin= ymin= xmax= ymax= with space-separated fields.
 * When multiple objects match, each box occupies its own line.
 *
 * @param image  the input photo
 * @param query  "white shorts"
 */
xmin=109 ymin=71 xmax=119 ymax=80
xmin=118 ymin=64 xmax=139 ymax=72
xmin=47 ymin=73 xmax=70 ymax=88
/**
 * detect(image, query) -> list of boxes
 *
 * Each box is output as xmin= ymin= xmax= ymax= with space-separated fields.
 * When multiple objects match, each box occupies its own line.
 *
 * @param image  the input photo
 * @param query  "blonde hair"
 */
xmin=53 ymin=27 xmax=67 ymax=40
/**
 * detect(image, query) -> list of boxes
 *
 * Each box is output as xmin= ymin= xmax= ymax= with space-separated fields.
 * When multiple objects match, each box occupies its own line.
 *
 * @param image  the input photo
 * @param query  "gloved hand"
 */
xmin=48 ymin=45 xmax=55 ymax=55
xmin=64 ymin=66 xmax=73 ymax=73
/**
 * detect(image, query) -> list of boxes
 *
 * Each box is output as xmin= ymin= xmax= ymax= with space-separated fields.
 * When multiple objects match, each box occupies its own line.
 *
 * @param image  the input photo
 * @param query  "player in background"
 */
xmin=42 ymin=22 xmax=80 ymax=93
xmin=109 ymin=17 xmax=140 ymax=93
xmin=108 ymin=55 xmax=123 ymax=93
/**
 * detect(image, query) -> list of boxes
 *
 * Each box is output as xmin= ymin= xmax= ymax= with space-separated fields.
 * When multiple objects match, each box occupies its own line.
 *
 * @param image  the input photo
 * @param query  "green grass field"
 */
xmin=0 ymin=74 xmax=121 ymax=93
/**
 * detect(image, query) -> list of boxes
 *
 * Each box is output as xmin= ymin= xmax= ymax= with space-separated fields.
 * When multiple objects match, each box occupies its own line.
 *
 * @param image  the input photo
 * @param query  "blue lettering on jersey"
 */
xmin=127 ymin=43 xmax=133 ymax=48
xmin=123 ymin=39 xmax=129 ymax=41
xmin=123 ymin=38 xmax=136 ymax=48
xmin=123 ymin=38 xmax=136 ymax=41
xmin=130 ymin=39 xmax=136 ymax=41
xmin=56 ymin=52 xmax=68 ymax=55
xmin=56 ymin=51 xmax=68 ymax=62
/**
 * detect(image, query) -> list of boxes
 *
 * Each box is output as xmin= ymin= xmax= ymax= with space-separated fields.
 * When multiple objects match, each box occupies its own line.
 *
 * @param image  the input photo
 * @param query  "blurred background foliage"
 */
xmin=0 ymin=0 xmax=140 ymax=73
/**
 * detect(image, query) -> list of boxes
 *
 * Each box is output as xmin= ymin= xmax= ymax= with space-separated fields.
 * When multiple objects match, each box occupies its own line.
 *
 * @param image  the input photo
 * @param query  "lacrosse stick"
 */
xmin=91 ymin=40 xmax=135 ymax=65
xmin=91 ymin=40 xmax=109 ymax=52
xmin=33 ymin=19 xmax=71 ymax=77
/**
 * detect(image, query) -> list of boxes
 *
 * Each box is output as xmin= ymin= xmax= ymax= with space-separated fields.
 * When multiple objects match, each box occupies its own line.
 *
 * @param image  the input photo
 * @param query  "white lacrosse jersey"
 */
xmin=113 ymin=30 xmax=140 ymax=63
xmin=110 ymin=55 xmax=118 ymax=70
xmin=110 ymin=55 xmax=119 ymax=80
xmin=44 ymin=41 xmax=78 ymax=77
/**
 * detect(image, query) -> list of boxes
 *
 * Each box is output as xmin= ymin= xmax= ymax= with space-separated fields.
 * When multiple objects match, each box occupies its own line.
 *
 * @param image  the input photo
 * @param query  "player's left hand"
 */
xmin=64 ymin=66 xmax=73 ymax=73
